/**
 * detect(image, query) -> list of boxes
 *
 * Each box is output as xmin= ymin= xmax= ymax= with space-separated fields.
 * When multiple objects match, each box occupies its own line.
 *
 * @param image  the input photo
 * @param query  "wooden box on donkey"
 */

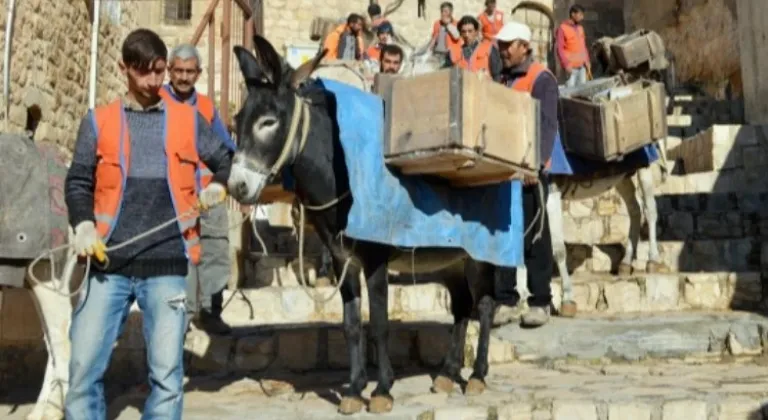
xmin=558 ymin=77 xmax=666 ymax=161
xmin=379 ymin=67 xmax=541 ymax=187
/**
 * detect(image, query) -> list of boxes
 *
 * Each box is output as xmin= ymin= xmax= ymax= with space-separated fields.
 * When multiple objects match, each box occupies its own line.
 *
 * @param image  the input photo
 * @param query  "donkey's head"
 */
xmin=228 ymin=35 xmax=326 ymax=204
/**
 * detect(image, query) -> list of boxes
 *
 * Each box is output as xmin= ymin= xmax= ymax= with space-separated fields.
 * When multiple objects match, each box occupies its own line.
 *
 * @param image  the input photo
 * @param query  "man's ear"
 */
xmin=118 ymin=60 xmax=128 ymax=77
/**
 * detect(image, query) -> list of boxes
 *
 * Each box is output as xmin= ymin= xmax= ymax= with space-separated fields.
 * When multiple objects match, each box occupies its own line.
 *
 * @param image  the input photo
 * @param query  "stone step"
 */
xmin=569 ymin=239 xmax=765 ymax=273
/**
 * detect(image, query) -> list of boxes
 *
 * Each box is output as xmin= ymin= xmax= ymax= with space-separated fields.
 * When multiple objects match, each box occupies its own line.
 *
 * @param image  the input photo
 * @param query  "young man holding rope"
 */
xmin=64 ymin=28 xmax=232 ymax=419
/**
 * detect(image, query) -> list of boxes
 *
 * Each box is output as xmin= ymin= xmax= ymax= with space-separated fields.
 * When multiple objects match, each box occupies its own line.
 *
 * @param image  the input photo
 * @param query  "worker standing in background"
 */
xmin=323 ymin=14 xmax=366 ymax=61
xmin=555 ymin=4 xmax=591 ymax=87
xmin=478 ymin=0 xmax=504 ymax=41
xmin=365 ymin=22 xmax=394 ymax=63
xmin=450 ymin=16 xmax=503 ymax=82
xmin=427 ymin=2 xmax=461 ymax=67
xmin=162 ymin=43 xmax=236 ymax=336
xmin=493 ymin=22 xmax=558 ymax=328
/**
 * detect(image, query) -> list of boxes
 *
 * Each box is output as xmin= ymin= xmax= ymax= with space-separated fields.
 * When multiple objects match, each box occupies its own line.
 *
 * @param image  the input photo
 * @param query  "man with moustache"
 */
xmin=380 ymin=44 xmax=404 ymax=74
xmin=161 ymin=43 xmax=236 ymax=336
xmin=492 ymin=22 xmax=558 ymax=328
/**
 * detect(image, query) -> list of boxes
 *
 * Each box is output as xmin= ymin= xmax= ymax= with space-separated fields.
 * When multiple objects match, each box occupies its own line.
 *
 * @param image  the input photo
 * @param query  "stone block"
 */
xmin=661 ymin=400 xmax=707 ymax=420
xmin=696 ymin=212 xmax=744 ymax=239
xmin=185 ymin=330 xmax=234 ymax=373
xmin=729 ymin=272 xmax=764 ymax=308
xmin=434 ymin=406 xmax=488 ymax=420
xmin=232 ymin=334 xmax=276 ymax=371
xmin=608 ymin=403 xmax=652 ymax=420
xmin=0 ymin=288 xmax=42 ymax=343
xmin=718 ymin=397 xmax=764 ymax=419
xmin=552 ymin=400 xmax=597 ymax=420
xmin=683 ymin=273 xmax=730 ymax=310
xmin=276 ymin=329 xmax=319 ymax=371
xmin=604 ymin=281 xmax=642 ymax=313
xmin=643 ymin=275 xmax=681 ymax=311
xmin=671 ymin=125 xmax=746 ymax=174
xmin=564 ymin=217 xmax=605 ymax=244
xmin=497 ymin=403 xmax=533 ymax=420
xmin=664 ymin=212 xmax=695 ymax=239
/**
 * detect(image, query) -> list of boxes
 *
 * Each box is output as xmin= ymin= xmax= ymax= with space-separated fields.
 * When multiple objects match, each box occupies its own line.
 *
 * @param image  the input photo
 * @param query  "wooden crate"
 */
xmin=381 ymin=67 xmax=540 ymax=187
xmin=610 ymin=29 xmax=666 ymax=70
xmin=259 ymin=183 xmax=295 ymax=205
xmin=559 ymin=78 xmax=667 ymax=161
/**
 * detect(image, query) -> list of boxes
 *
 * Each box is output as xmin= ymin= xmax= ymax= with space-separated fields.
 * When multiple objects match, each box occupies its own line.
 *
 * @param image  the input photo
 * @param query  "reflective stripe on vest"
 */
xmin=510 ymin=61 xmax=553 ymax=169
xmin=450 ymin=40 xmax=493 ymax=74
xmin=159 ymin=88 xmax=217 ymax=190
xmin=559 ymin=22 xmax=588 ymax=69
xmin=478 ymin=11 xmax=504 ymax=39
xmin=91 ymin=99 xmax=202 ymax=264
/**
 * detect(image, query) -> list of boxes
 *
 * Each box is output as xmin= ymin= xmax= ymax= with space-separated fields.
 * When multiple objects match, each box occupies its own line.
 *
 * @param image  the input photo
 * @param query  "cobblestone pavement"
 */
xmin=5 ymin=361 xmax=768 ymax=419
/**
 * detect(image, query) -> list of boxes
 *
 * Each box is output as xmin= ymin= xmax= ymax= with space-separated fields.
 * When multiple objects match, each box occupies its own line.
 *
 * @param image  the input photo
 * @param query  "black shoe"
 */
xmin=194 ymin=310 xmax=232 ymax=336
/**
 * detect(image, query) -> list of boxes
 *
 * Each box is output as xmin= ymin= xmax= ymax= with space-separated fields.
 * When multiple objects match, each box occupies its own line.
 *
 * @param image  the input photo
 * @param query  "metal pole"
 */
xmin=89 ymin=0 xmax=102 ymax=109
xmin=3 ymin=0 xmax=18 ymax=131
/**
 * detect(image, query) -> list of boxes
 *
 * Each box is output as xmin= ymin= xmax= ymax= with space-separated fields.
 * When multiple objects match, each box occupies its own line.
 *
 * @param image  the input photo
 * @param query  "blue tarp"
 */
xmin=292 ymin=78 xmax=526 ymax=268
xmin=548 ymin=133 xmax=660 ymax=176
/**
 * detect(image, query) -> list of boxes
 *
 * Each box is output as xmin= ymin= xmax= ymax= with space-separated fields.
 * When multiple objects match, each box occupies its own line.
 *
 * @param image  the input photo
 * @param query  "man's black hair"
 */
xmin=381 ymin=44 xmax=404 ymax=61
xmin=347 ymin=13 xmax=365 ymax=25
xmin=440 ymin=2 xmax=453 ymax=11
xmin=457 ymin=15 xmax=480 ymax=31
xmin=121 ymin=28 xmax=168 ymax=71
xmin=569 ymin=4 xmax=585 ymax=15
xmin=367 ymin=4 xmax=382 ymax=17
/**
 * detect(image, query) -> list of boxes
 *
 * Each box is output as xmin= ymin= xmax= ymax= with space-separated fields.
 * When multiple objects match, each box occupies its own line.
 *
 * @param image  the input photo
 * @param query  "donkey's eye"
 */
xmin=260 ymin=118 xmax=278 ymax=128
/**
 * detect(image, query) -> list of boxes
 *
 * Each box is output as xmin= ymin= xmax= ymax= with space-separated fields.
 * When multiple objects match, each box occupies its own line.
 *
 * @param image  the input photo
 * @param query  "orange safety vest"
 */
xmin=92 ymin=98 xmax=202 ymax=264
xmin=323 ymin=24 xmax=365 ymax=61
xmin=159 ymin=88 xmax=217 ymax=190
xmin=366 ymin=44 xmax=382 ymax=61
xmin=450 ymin=40 xmax=493 ymax=74
xmin=558 ymin=21 xmax=589 ymax=69
xmin=510 ymin=61 xmax=554 ymax=169
xmin=431 ymin=19 xmax=462 ymax=50
xmin=478 ymin=10 xmax=504 ymax=40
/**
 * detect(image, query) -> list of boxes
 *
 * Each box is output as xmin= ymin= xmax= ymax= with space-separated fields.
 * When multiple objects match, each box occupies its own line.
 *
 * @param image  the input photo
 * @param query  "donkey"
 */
xmin=228 ymin=35 xmax=505 ymax=415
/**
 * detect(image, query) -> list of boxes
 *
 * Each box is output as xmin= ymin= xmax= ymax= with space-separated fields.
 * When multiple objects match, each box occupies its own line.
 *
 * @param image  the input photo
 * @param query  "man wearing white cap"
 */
xmin=492 ymin=21 xmax=558 ymax=328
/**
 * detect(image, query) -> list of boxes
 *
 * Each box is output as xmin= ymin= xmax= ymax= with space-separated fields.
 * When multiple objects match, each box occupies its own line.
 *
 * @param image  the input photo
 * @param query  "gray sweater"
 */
xmin=65 ymin=100 xmax=233 ymax=278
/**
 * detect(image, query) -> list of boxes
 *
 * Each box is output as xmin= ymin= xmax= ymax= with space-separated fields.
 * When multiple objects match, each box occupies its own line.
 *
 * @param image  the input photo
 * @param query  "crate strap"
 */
xmin=646 ymin=86 xmax=661 ymax=138
xmin=611 ymin=99 xmax=624 ymax=159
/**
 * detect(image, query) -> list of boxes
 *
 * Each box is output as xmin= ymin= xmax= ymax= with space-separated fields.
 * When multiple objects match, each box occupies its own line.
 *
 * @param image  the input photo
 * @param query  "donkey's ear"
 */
xmin=252 ymin=35 xmax=284 ymax=88
xmin=233 ymin=46 xmax=264 ymax=87
xmin=289 ymin=48 xmax=328 ymax=90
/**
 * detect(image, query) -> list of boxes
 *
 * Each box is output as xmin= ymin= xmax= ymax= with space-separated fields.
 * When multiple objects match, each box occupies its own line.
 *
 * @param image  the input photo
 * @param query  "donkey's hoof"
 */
xmin=338 ymin=396 xmax=365 ymax=415
xmin=464 ymin=378 xmax=486 ymax=396
xmin=431 ymin=375 xmax=455 ymax=394
xmin=369 ymin=395 xmax=394 ymax=413
xmin=617 ymin=263 xmax=633 ymax=276
xmin=559 ymin=300 xmax=578 ymax=318
xmin=646 ymin=261 xmax=670 ymax=273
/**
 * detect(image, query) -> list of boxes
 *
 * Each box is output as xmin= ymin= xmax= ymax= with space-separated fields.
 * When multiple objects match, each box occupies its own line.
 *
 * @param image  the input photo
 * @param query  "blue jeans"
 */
xmin=65 ymin=273 xmax=187 ymax=420
xmin=566 ymin=66 xmax=588 ymax=87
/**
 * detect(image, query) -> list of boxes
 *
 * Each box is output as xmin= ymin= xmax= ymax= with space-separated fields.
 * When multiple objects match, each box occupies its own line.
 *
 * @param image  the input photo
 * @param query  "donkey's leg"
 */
xmin=615 ymin=175 xmax=642 ymax=275
xmin=336 ymin=251 xmax=368 ymax=415
xmin=638 ymin=167 xmax=670 ymax=273
xmin=365 ymin=245 xmax=395 ymax=414
xmin=547 ymin=183 xmax=576 ymax=317
xmin=466 ymin=261 xmax=495 ymax=396
xmin=432 ymin=261 xmax=474 ymax=395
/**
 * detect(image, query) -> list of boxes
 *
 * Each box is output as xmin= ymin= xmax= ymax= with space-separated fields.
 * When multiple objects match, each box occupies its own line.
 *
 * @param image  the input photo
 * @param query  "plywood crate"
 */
xmin=559 ymin=78 xmax=667 ymax=161
xmin=381 ymin=67 xmax=540 ymax=187
xmin=610 ymin=29 xmax=666 ymax=70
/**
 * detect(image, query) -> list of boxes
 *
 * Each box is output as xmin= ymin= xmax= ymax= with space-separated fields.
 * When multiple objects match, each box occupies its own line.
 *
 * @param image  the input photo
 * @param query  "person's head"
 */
xmin=380 ymin=44 xmax=404 ymax=74
xmin=439 ymin=2 xmax=454 ymax=20
xmin=484 ymin=0 xmax=496 ymax=13
xmin=377 ymin=22 xmax=393 ymax=43
xmin=495 ymin=22 xmax=533 ymax=68
xmin=347 ymin=13 xmax=365 ymax=34
xmin=367 ymin=3 xmax=382 ymax=19
xmin=569 ymin=4 xmax=585 ymax=24
xmin=168 ymin=44 xmax=202 ymax=95
xmin=457 ymin=16 xmax=480 ymax=44
xmin=119 ymin=29 xmax=168 ymax=104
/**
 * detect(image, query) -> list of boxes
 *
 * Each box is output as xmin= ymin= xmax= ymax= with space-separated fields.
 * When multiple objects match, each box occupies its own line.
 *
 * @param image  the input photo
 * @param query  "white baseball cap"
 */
xmin=495 ymin=22 xmax=532 ymax=43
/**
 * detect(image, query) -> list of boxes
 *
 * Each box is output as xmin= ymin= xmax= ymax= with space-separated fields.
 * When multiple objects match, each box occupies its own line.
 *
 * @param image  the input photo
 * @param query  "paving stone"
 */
xmin=552 ymin=401 xmax=597 ymax=420
xmin=661 ymin=400 xmax=708 ymax=420
xmin=607 ymin=403 xmax=653 ymax=420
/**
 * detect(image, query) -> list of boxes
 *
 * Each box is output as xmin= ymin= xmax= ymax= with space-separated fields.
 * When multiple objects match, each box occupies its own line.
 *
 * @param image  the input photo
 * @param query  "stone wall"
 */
xmin=0 ymin=0 xmax=140 ymax=151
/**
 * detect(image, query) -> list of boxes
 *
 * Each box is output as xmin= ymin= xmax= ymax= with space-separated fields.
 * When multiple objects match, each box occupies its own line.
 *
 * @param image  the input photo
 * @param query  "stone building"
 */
xmin=0 ymin=0 xmax=142 ymax=151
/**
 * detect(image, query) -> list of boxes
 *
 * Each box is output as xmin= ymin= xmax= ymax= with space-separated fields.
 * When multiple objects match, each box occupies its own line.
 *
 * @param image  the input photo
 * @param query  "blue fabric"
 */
xmin=292 ymin=78 xmax=525 ymax=267
xmin=548 ymin=131 xmax=659 ymax=176
xmin=161 ymin=84 xmax=237 ymax=151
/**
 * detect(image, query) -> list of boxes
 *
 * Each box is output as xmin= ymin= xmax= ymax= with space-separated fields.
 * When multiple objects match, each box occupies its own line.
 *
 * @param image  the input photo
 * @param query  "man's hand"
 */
xmin=73 ymin=221 xmax=107 ymax=263
xmin=523 ymin=175 xmax=538 ymax=186
xmin=198 ymin=182 xmax=228 ymax=211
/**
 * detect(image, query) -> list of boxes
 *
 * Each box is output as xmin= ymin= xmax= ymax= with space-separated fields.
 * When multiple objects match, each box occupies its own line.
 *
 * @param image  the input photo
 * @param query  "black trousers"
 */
xmin=494 ymin=177 xmax=553 ymax=308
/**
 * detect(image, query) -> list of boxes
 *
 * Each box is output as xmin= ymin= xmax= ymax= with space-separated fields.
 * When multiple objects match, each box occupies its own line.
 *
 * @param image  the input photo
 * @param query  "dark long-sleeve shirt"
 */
xmin=64 ymin=97 xmax=233 ymax=278
xmin=501 ymin=57 xmax=559 ymax=167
